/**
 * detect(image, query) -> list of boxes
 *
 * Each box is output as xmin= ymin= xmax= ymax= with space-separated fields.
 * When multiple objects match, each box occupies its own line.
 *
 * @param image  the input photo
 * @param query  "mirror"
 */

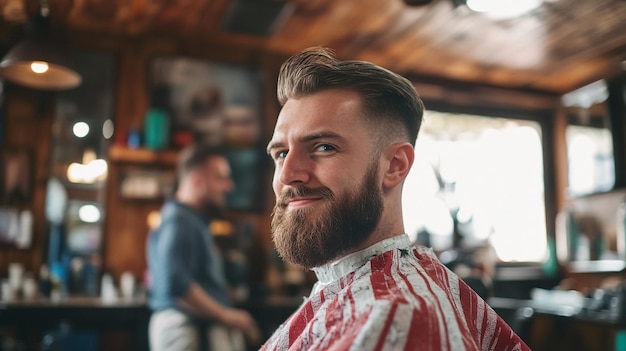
xmin=562 ymin=80 xmax=615 ymax=197
xmin=47 ymin=49 xmax=115 ymax=295
xmin=556 ymin=78 xmax=626 ymax=272
xmin=556 ymin=188 xmax=626 ymax=272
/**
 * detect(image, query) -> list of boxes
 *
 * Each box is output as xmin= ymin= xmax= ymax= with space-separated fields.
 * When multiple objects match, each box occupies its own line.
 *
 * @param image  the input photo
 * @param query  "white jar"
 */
xmin=22 ymin=275 xmax=37 ymax=300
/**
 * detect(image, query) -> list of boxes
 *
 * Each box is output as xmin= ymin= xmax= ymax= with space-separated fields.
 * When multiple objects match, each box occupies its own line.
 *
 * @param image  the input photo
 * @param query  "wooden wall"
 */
xmin=0 ymin=87 xmax=54 ymax=278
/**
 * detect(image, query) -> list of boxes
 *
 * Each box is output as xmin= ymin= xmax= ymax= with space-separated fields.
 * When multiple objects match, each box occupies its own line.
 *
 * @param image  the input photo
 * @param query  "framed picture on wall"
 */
xmin=149 ymin=57 xmax=267 ymax=211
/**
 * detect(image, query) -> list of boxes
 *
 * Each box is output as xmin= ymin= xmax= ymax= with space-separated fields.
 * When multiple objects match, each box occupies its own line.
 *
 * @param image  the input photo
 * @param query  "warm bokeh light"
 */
xmin=66 ymin=159 xmax=108 ymax=184
xmin=103 ymin=119 xmax=114 ymax=139
xmin=67 ymin=163 xmax=85 ymax=183
xmin=78 ymin=204 xmax=101 ymax=223
xmin=210 ymin=220 xmax=234 ymax=236
xmin=82 ymin=149 xmax=96 ymax=164
xmin=147 ymin=211 xmax=161 ymax=230
xmin=73 ymin=121 xmax=90 ymax=138
xmin=30 ymin=61 xmax=49 ymax=74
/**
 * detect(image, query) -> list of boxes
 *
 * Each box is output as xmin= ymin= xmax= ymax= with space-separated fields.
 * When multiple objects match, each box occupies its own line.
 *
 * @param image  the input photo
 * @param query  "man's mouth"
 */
xmin=277 ymin=187 xmax=334 ymax=209
xmin=286 ymin=196 xmax=323 ymax=208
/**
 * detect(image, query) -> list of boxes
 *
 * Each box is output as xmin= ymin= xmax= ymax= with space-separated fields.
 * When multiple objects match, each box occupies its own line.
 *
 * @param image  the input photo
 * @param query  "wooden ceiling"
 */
xmin=1 ymin=0 xmax=625 ymax=95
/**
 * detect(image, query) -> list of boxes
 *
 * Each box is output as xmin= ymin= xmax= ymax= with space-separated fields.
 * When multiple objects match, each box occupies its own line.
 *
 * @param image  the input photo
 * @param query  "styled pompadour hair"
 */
xmin=277 ymin=47 xmax=424 ymax=146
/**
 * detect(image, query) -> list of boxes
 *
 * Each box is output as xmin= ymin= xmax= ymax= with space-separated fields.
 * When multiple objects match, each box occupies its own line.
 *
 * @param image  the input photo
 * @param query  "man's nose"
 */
xmin=278 ymin=152 xmax=310 ymax=186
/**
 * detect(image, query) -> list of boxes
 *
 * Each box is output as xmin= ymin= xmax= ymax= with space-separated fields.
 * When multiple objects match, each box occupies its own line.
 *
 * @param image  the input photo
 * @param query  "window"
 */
xmin=402 ymin=111 xmax=547 ymax=262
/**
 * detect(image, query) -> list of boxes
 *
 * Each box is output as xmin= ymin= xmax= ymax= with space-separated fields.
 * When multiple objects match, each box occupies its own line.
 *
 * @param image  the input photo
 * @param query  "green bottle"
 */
xmin=144 ymin=108 xmax=169 ymax=150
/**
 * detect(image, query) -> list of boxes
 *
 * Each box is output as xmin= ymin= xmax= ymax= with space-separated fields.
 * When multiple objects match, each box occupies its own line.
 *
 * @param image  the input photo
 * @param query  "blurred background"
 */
xmin=0 ymin=0 xmax=625 ymax=350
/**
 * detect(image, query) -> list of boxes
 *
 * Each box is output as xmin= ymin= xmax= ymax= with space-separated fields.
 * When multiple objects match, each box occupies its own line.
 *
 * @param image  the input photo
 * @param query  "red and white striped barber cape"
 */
xmin=261 ymin=235 xmax=530 ymax=351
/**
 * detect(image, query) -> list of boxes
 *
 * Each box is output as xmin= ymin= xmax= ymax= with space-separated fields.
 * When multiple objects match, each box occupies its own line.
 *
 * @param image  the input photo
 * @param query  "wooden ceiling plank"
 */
xmin=194 ymin=0 xmax=232 ymax=35
xmin=540 ymin=0 xmax=626 ymax=59
xmin=4 ymin=0 xmax=624 ymax=95
xmin=376 ymin=2 xmax=458 ymax=70
xmin=325 ymin=0 xmax=408 ymax=59
xmin=266 ymin=0 xmax=336 ymax=54
xmin=358 ymin=5 xmax=431 ymax=54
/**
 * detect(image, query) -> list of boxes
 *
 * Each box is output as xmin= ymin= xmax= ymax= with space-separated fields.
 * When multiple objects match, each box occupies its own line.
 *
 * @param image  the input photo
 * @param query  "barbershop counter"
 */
xmin=0 ymin=296 xmax=150 ymax=350
xmin=0 ymin=295 xmax=303 ymax=351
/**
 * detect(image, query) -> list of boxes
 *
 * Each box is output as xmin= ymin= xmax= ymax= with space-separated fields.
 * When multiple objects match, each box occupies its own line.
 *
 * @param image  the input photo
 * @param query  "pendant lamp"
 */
xmin=0 ymin=1 xmax=81 ymax=90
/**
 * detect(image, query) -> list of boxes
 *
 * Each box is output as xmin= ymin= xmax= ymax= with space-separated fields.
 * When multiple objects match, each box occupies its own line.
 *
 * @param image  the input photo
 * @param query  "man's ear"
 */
xmin=186 ymin=169 xmax=203 ymax=188
xmin=382 ymin=142 xmax=414 ymax=189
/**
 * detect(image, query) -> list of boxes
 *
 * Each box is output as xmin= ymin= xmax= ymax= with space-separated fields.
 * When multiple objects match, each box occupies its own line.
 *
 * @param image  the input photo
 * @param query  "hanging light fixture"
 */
xmin=465 ymin=0 xmax=544 ymax=19
xmin=402 ymin=0 xmax=545 ymax=19
xmin=0 ymin=0 xmax=81 ymax=90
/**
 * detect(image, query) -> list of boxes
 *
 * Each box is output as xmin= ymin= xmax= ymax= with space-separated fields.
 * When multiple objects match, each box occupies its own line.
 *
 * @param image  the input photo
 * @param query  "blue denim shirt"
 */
xmin=147 ymin=200 xmax=231 ymax=314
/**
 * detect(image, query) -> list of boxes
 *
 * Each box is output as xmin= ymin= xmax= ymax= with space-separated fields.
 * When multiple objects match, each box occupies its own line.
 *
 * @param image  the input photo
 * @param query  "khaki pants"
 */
xmin=149 ymin=309 xmax=245 ymax=351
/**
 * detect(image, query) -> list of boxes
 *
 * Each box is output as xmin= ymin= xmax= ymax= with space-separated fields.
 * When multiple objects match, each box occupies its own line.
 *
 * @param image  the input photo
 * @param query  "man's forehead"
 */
xmin=273 ymin=103 xmax=364 ymax=134
xmin=205 ymin=156 xmax=228 ymax=169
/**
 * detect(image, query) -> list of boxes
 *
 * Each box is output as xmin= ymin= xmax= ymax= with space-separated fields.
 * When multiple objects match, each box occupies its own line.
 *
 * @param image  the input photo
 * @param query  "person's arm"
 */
xmin=177 ymin=282 xmax=253 ymax=330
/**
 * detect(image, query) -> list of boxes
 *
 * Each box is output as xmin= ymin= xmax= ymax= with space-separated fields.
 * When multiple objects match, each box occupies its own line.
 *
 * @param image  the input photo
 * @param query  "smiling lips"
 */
xmin=286 ymin=196 xmax=324 ymax=208
xmin=278 ymin=186 xmax=334 ymax=209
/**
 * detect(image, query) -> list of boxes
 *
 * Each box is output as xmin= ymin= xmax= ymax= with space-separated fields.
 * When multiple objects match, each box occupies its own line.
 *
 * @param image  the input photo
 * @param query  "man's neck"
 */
xmin=176 ymin=188 xmax=200 ymax=209
xmin=351 ymin=207 xmax=405 ymax=254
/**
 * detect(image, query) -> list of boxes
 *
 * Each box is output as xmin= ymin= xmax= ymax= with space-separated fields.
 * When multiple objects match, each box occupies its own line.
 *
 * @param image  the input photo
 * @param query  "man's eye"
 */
xmin=316 ymin=144 xmax=336 ymax=152
xmin=275 ymin=150 xmax=288 ymax=159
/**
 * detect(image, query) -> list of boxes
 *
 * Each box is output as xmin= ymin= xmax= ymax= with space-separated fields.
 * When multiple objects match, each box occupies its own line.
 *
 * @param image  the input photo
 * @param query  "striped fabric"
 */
xmin=261 ymin=235 xmax=529 ymax=351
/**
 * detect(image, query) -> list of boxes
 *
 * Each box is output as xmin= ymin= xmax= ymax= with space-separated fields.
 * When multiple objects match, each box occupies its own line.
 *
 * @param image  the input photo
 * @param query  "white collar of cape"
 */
xmin=312 ymin=233 xmax=412 ymax=287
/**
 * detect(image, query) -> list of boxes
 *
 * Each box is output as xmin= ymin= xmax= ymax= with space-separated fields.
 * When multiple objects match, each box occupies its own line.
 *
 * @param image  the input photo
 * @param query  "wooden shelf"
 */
xmin=108 ymin=145 xmax=178 ymax=165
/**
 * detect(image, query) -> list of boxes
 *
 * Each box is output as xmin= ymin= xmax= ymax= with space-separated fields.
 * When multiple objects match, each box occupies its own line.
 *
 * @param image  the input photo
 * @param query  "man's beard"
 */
xmin=200 ymin=199 xmax=225 ymax=219
xmin=271 ymin=162 xmax=383 ymax=269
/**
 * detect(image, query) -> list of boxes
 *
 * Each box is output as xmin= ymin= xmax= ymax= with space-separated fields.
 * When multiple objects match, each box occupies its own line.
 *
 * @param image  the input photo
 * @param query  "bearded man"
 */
xmin=262 ymin=47 xmax=530 ymax=351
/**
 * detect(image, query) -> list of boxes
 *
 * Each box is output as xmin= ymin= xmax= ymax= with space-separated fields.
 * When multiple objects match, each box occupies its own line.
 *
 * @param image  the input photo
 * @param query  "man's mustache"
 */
xmin=276 ymin=187 xmax=334 ymax=208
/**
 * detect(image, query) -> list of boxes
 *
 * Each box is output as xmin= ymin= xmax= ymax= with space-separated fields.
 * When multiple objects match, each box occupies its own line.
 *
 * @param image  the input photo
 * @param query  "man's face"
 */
xmin=199 ymin=156 xmax=234 ymax=210
xmin=267 ymin=89 xmax=384 ymax=268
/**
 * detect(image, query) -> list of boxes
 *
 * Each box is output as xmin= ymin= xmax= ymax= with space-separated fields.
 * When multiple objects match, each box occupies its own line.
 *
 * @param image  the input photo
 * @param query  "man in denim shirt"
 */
xmin=147 ymin=144 xmax=258 ymax=351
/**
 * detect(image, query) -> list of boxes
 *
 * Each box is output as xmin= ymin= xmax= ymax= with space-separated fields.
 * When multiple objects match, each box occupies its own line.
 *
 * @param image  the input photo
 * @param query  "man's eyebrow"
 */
xmin=266 ymin=141 xmax=283 ymax=155
xmin=266 ymin=131 xmax=343 ymax=155
xmin=301 ymin=131 xmax=342 ymax=142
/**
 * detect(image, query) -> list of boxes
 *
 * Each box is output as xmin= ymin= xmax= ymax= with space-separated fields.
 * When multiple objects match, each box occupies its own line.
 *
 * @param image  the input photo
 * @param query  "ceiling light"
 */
xmin=561 ymin=80 xmax=608 ymax=109
xmin=466 ymin=0 xmax=543 ymax=19
xmin=0 ymin=37 xmax=82 ymax=90
xmin=30 ymin=61 xmax=49 ymax=73
xmin=0 ymin=0 xmax=81 ymax=90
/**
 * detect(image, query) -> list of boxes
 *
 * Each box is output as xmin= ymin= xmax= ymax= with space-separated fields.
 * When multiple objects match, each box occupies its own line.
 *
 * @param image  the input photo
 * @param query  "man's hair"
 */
xmin=177 ymin=143 xmax=226 ymax=181
xmin=277 ymin=47 xmax=424 ymax=146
